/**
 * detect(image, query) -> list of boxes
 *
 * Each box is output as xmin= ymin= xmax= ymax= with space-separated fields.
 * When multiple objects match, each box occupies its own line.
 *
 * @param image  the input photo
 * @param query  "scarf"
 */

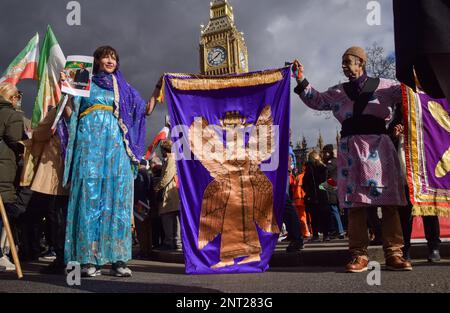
xmin=349 ymin=71 xmax=368 ymax=94
xmin=92 ymin=70 xmax=147 ymax=163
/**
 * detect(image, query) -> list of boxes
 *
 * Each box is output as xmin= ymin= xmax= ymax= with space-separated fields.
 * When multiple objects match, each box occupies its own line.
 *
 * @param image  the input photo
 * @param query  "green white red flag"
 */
xmin=32 ymin=25 xmax=66 ymax=128
xmin=0 ymin=33 xmax=39 ymax=85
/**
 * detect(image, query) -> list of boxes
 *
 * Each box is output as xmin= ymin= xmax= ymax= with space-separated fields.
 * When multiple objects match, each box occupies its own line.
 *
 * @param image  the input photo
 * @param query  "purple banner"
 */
xmin=164 ymin=68 xmax=290 ymax=274
xmin=420 ymin=94 xmax=450 ymax=189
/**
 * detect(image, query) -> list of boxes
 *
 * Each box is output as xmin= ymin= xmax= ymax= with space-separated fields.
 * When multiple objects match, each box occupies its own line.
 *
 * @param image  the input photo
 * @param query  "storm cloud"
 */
xmin=0 ymin=0 xmax=396 ymax=147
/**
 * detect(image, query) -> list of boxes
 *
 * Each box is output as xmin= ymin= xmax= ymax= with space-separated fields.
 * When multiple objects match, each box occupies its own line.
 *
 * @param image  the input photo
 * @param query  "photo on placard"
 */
xmin=61 ymin=55 xmax=94 ymax=97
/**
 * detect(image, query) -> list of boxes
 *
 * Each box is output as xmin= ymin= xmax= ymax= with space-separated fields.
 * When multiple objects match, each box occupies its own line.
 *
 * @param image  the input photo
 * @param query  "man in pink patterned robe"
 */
xmin=293 ymin=46 xmax=412 ymax=273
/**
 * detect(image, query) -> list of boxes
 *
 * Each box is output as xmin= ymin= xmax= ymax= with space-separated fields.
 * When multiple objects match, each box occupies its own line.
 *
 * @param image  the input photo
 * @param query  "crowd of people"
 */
xmin=0 ymin=43 xmax=445 ymax=277
xmin=285 ymin=140 xmax=442 ymax=267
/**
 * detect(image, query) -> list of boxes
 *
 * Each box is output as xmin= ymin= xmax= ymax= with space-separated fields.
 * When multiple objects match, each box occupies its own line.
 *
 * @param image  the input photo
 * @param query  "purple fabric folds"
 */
xmin=56 ymin=117 xmax=68 ymax=160
xmin=419 ymin=93 xmax=449 ymax=190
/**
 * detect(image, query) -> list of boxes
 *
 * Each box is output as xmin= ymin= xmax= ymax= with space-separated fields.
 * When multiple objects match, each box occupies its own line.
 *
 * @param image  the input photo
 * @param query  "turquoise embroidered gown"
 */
xmin=64 ymin=82 xmax=133 ymax=266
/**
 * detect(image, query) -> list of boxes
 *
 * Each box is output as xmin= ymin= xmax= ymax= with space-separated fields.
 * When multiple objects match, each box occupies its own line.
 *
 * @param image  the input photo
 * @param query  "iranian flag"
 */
xmin=0 ymin=33 xmax=39 ymax=85
xmin=32 ymin=26 xmax=65 ymax=128
xmin=144 ymin=126 xmax=169 ymax=160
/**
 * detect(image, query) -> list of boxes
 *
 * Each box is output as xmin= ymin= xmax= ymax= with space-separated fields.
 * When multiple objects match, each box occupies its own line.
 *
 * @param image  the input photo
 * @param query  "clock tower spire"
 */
xmin=200 ymin=0 xmax=249 ymax=75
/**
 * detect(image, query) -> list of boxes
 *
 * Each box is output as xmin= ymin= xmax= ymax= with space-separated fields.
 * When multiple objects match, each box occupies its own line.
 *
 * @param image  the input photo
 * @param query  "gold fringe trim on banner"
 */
xmin=412 ymin=205 xmax=450 ymax=218
xmin=167 ymin=69 xmax=284 ymax=91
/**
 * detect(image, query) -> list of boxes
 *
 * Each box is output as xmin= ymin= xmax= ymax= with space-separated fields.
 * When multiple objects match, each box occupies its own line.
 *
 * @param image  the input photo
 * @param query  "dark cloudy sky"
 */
xmin=0 ymin=0 xmax=396 ymax=147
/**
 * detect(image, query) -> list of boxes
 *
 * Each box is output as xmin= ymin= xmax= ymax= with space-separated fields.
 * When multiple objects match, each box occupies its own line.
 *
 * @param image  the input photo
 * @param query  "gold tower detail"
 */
xmin=200 ymin=0 xmax=249 ymax=75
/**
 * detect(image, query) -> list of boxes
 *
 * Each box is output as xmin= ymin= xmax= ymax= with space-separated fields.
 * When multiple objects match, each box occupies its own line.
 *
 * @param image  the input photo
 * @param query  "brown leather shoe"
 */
xmin=346 ymin=256 xmax=369 ymax=273
xmin=385 ymin=256 xmax=413 ymax=271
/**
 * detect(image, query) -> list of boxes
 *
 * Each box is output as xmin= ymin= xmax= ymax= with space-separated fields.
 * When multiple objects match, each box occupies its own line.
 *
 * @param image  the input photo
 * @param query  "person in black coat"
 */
xmin=133 ymin=160 xmax=153 ymax=258
xmin=0 ymin=83 xmax=25 ymax=271
xmin=321 ymin=144 xmax=345 ymax=239
xmin=303 ymin=151 xmax=331 ymax=242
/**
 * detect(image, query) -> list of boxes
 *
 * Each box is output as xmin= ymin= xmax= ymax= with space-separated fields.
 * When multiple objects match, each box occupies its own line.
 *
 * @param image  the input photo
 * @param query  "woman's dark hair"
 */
xmin=93 ymin=46 xmax=119 ymax=74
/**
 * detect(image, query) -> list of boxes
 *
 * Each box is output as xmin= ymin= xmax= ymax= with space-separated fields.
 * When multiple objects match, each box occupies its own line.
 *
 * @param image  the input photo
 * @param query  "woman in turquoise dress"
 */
xmin=61 ymin=46 xmax=160 ymax=277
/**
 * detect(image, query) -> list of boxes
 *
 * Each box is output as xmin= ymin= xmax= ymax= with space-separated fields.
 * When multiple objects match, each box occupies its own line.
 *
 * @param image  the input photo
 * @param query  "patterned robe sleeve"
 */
xmin=294 ymin=78 xmax=342 ymax=111
xmin=386 ymin=79 xmax=402 ymax=105
xmin=379 ymin=78 xmax=403 ymax=123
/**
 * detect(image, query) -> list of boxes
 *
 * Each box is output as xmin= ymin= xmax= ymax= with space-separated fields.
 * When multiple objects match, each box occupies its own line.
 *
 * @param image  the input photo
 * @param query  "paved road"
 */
xmin=1 ymin=258 xmax=449 ymax=293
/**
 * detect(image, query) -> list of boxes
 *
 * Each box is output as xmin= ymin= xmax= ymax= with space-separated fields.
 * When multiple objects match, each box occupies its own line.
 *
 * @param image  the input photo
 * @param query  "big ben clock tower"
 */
xmin=200 ymin=0 xmax=249 ymax=75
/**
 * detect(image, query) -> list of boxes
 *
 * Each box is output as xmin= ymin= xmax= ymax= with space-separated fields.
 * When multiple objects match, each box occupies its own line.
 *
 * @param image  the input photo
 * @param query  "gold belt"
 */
xmin=79 ymin=104 xmax=113 ymax=119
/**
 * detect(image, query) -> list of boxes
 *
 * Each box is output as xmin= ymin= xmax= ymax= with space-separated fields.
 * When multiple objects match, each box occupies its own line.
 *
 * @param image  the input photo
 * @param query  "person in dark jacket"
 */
xmin=321 ymin=144 xmax=344 ymax=239
xmin=0 ymin=82 xmax=25 ymax=270
xmin=303 ymin=151 xmax=331 ymax=242
xmin=133 ymin=159 xmax=153 ymax=258
xmin=0 ymin=83 xmax=24 ymax=207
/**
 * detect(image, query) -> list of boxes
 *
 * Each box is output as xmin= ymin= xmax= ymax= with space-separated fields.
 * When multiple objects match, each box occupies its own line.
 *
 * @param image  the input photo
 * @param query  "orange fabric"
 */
xmin=296 ymin=204 xmax=310 ymax=237
xmin=290 ymin=173 xmax=305 ymax=205
xmin=289 ymin=173 xmax=310 ymax=237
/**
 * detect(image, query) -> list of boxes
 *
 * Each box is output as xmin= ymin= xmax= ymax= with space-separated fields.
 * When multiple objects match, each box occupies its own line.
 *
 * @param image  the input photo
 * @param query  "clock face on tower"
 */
xmin=207 ymin=46 xmax=227 ymax=66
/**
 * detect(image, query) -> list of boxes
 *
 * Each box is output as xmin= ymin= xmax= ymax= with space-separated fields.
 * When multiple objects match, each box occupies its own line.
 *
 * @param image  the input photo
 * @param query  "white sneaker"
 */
xmin=0 ymin=255 xmax=16 ymax=272
xmin=110 ymin=262 xmax=132 ymax=277
xmin=81 ymin=265 xmax=101 ymax=277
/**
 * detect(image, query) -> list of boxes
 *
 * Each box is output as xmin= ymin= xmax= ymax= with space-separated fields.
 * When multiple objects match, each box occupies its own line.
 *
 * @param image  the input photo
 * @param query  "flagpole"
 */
xmin=51 ymin=93 xmax=69 ymax=133
xmin=0 ymin=196 xmax=23 ymax=279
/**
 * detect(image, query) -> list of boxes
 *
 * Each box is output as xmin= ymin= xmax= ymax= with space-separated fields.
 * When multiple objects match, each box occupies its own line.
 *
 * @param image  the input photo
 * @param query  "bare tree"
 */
xmin=365 ymin=42 xmax=396 ymax=79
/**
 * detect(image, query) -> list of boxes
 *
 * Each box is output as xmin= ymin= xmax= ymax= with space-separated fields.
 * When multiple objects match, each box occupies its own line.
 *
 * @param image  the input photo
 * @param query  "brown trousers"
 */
xmin=348 ymin=206 xmax=404 ymax=259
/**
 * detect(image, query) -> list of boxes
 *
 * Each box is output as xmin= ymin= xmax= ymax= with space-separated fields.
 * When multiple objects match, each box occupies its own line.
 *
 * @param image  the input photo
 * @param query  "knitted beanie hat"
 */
xmin=343 ymin=46 xmax=367 ymax=63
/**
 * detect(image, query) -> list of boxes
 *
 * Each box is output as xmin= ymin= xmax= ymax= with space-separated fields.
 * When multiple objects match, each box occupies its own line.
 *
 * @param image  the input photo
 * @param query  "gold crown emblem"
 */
xmin=219 ymin=111 xmax=248 ymax=127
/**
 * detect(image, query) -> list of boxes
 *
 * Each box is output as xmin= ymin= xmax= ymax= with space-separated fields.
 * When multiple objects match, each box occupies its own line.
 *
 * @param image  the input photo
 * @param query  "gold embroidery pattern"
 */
xmin=189 ymin=105 xmax=280 ymax=269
